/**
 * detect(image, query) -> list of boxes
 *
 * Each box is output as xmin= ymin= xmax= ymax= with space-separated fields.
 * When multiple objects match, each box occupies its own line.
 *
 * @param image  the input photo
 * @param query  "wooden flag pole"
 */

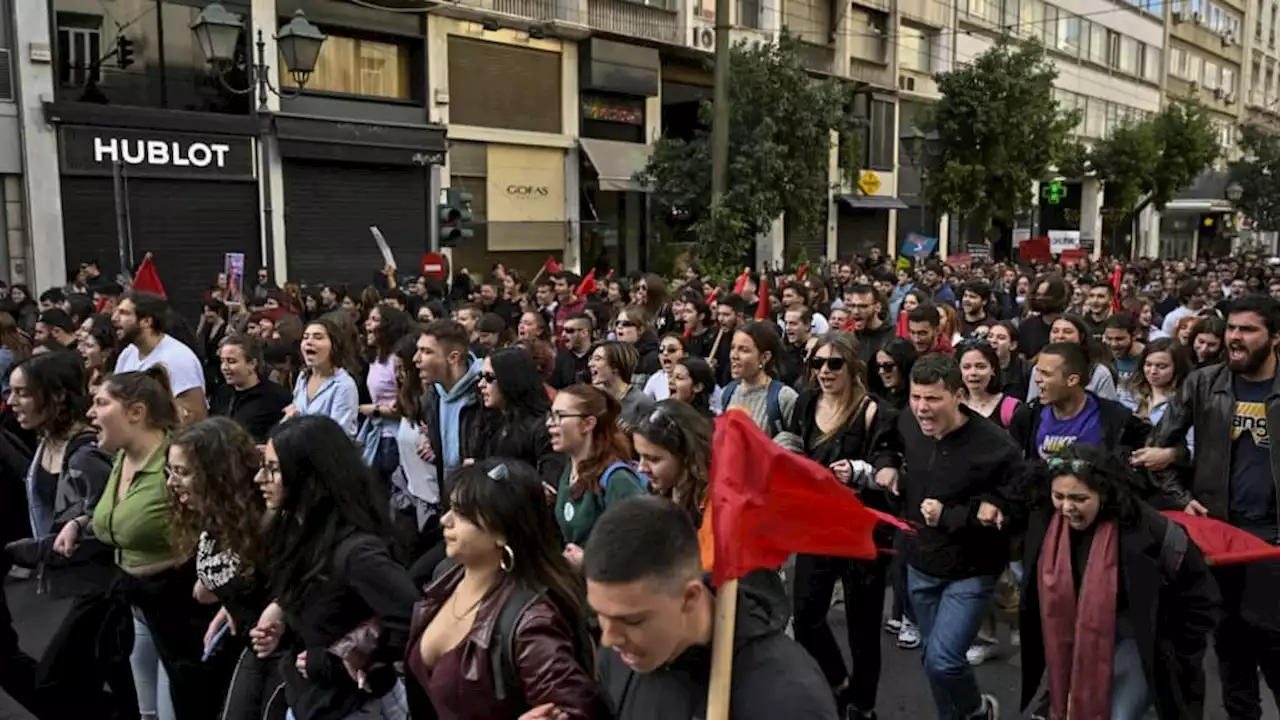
xmin=705 ymin=578 xmax=739 ymax=720
xmin=707 ymin=328 xmax=725 ymax=370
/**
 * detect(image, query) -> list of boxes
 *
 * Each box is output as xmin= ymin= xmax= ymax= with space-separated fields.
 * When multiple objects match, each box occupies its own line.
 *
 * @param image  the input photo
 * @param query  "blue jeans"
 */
xmin=1111 ymin=635 xmax=1153 ymax=720
xmin=131 ymin=607 xmax=174 ymax=720
xmin=907 ymin=567 xmax=997 ymax=720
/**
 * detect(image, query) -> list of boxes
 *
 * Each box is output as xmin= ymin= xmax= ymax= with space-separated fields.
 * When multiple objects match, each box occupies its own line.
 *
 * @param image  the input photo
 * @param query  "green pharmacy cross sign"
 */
xmin=1042 ymin=180 xmax=1067 ymax=205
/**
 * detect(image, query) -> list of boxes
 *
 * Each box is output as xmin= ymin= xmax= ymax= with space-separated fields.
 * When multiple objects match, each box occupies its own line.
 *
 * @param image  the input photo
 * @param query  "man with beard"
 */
xmin=1136 ymin=294 xmax=1280 ymax=720
xmin=958 ymin=282 xmax=996 ymax=339
xmin=847 ymin=283 xmax=893 ymax=362
xmin=711 ymin=295 xmax=748 ymax=387
xmin=1103 ymin=313 xmax=1144 ymax=383
xmin=112 ymin=292 xmax=207 ymax=423
xmin=1082 ymin=281 xmax=1115 ymax=339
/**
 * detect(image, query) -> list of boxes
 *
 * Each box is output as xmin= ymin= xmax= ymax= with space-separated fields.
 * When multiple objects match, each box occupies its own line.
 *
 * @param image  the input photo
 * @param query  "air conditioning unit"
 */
xmin=1214 ymin=86 xmax=1226 ymax=99
xmin=1192 ymin=11 xmax=1203 ymax=23
xmin=898 ymin=74 xmax=916 ymax=91
xmin=1226 ymin=91 xmax=1237 ymax=104
xmin=690 ymin=22 xmax=714 ymax=51
xmin=1222 ymin=31 xmax=1236 ymax=46
xmin=1171 ymin=10 xmax=1184 ymax=22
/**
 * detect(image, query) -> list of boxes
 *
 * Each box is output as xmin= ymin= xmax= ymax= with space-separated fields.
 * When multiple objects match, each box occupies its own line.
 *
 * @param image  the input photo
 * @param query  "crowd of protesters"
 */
xmin=0 ymin=247 xmax=1274 ymax=720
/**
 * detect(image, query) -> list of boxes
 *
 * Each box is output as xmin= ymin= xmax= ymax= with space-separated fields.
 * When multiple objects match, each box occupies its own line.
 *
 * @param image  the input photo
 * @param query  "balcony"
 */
xmin=491 ymin=0 xmax=569 ymax=19
xmin=588 ymin=0 xmax=680 ymax=44
xmin=899 ymin=0 xmax=950 ymax=27
xmin=798 ymin=40 xmax=836 ymax=74
xmin=849 ymin=57 xmax=893 ymax=87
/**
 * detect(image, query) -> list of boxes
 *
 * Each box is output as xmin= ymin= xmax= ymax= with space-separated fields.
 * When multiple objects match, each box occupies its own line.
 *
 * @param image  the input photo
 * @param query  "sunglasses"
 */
xmin=479 ymin=372 xmax=498 ymax=384
xmin=616 ymin=321 xmax=637 ymax=329
xmin=875 ymin=362 xmax=897 ymax=372
xmin=809 ymin=357 xmax=847 ymax=372
xmin=1047 ymin=456 xmax=1089 ymax=474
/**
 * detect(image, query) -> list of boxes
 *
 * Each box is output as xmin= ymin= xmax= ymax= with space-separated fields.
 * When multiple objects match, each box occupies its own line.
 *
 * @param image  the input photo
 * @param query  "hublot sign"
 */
xmin=59 ymin=126 xmax=256 ymax=181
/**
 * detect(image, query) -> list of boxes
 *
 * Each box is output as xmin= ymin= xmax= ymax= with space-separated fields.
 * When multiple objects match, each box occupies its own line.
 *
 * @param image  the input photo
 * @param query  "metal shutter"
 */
xmin=61 ymin=176 xmax=260 ymax=316
xmin=283 ymin=161 xmax=428 ymax=290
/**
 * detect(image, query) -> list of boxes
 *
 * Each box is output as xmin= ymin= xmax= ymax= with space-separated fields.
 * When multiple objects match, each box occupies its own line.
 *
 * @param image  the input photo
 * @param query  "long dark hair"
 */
xmin=449 ymin=458 xmax=594 ymax=670
xmin=168 ymin=417 xmax=265 ymax=563
xmin=367 ymin=305 xmax=416 ymax=364
xmin=393 ymin=335 xmax=423 ymax=422
xmin=11 ymin=351 xmax=90 ymax=439
xmin=261 ymin=415 xmax=392 ymax=606
xmin=488 ymin=347 xmax=550 ymax=418
xmin=632 ymin=400 xmax=711 ymax=525
xmin=675 ymin=357 xmax=715 ymax=417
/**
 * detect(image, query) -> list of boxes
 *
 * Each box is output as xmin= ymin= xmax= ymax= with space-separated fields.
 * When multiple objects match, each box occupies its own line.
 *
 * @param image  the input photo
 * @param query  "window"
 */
xmin=1170 ymin=46 xmax=1188 ymax=78
xmin=900 ymin=26 xmax=933 ymax=72
xmin=1057 ymin=14 xmax=1081 ymax=55
xmin=1141 ymin=45 xmax=1161 ymax=83
xmin=1204 ymin=60 xmax=1220 ymax=89
xmin=57 ymin=14 xmax=102 ymax=88
xmin=282 ymin=35 xmax=412 ymax=100
xmin=1002 ymin=0 xmax=1021 ymax=30
xmin=1085 ymin=98 xmax=1106 ymax=137
xmin=1021 ymin=0 xmax=1043 ymax=37
xmin=1041 ymin=5 xmax=1058 ymax=45
xmin=1118 ymin=36 xmax=1139 ymax=75
xmin=1106 ymin=31 xmax=1120 ymax=70
xmin=1191 ymin=0 xmax=1207 ymax=16
xmin=1087 ymin=22 xmax=1107 ymax=64
xmin=1223 ymin=66 xmax=1236 ymax=93
xmin=866 ymin=99 xmax=895 ymax=171
xmin=1189 ymin=54 xmax=1204 ymax=84
xmin=738 ymin=0 xmax=762 ymax=28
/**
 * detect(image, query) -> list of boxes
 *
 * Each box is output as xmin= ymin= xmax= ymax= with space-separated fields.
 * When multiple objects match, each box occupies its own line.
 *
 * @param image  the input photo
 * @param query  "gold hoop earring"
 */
xmin=500 ymin=544 xmax=515 ymax=573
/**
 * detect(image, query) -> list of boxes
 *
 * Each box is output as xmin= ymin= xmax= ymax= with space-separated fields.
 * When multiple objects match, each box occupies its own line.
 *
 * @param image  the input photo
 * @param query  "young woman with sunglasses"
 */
xmin=784 ymin=333 xmax=900 ymax=719
xmin=612 ymin=304 xmax=661 ymax=383
xmin=872 ymin=338 xmax=917 ymax=411
xmin=477 ymin=347 xmax=565 ymax=490
xmin=643 ymin=333 xmax=685 ymax=401
xmin=631 ymin=400 xmax=712 ymax=528
xmin=405 ymin=459 xmax=598 ymax=719
xmin=547 ymin=384 xmax=645 ymax=569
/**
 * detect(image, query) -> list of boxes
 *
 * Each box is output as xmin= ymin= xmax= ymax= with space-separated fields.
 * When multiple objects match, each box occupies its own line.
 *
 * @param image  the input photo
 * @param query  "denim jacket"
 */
xmin=292 ymin=368 xmax=360 ymax=437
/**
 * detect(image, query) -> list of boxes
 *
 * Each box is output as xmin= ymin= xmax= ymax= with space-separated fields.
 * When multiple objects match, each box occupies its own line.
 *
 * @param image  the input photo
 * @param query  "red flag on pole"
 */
xmin=732 ymin=268 xmax=750 ymax=295
xmin=705 ymin=411 xmax=888 ymax=586
xmin=576 ymin=268 xmax=598 ymax=297
xmin=1162 ymin=511 xmax=1280 ymax=566
xmin=543 ymin=256 xmax=562 ymax=275
xmin=132 ymin=253 xmax=167 ymax=299
xmin=754 ymin=290 xmax=772 ymax=321
xmin=795 ymin=262 xmax=809 ymax=281
xmin=1110 ymin=265 xmax=1124 ymax=313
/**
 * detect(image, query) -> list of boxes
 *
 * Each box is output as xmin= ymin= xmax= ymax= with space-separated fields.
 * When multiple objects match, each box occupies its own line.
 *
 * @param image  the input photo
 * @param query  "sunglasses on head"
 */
xmin=809 ymin=356 xmax=847 ymax=372
xmin=1047 ymin=456 xmax=1089 ymax=474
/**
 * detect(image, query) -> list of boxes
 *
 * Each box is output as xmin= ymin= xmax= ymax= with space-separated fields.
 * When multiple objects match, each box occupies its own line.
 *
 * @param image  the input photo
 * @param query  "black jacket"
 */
xmin=550 ymin=348 xmax=590 ymax=390
xmin=1008 ymin=393 xmax=1151 ymax=461
xmin=598 ymin=570 xmax=837 ymax=720
xmin=1019 ymin=504 xmax=1219 ymax=720
xmin=210 ymin=380 xmax=292 ymax=444
xmin=1001 ymin=355 xmax=1032 ymax=401
xmin=419 ymin=370 xmax=494 ymax=504
xmin=484 ymin=411 xmax=565 ymax=491
xmin=896 ymin=407 xmax=1028 ymax=579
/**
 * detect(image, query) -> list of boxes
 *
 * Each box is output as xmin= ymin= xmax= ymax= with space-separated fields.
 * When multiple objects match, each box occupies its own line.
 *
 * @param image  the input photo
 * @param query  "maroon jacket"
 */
xmin=404 ymin=563 xmax=598 ymax=719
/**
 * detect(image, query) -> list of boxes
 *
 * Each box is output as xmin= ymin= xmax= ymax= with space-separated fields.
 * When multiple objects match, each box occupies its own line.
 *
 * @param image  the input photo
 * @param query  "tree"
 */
xmin=926 ymin=37 xmax=1079 ymax=241
xmin=639 ymin=34 xmax=861 ymax=278
xmin=1147 ymin=97 xmax=1219 ymax=210
xmin=1230 ymin=124 xmax=1280 ymax=232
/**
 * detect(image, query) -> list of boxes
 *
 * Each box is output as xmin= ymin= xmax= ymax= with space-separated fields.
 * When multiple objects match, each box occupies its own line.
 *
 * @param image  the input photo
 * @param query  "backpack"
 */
xmin=601 ymin=460 xmax=650 ymax=491
xmin=722 ymin=379 xmax=785 ymax=436
xmin=999 ymin=395 xmax=1019 ymax=427
xmin=430 ymin=556 xmax=539 ymax=702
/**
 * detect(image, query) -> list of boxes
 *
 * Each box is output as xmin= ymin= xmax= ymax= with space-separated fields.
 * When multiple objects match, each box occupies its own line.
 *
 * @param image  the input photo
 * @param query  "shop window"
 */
xmin=57 ymin=13 xmax=102 ymax=88
xmin=281 ymin=34 xmax=411 ymax=100
xmin=449 ymin=37 xmax=562 ymax=134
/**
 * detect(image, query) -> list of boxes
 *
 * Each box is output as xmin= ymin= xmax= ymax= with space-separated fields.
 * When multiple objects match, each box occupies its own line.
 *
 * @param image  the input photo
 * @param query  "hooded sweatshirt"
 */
xmin=598 ymin=570 xmax=837 ymax=720
xmin=436 ymin=356 xmax=483 ymax=471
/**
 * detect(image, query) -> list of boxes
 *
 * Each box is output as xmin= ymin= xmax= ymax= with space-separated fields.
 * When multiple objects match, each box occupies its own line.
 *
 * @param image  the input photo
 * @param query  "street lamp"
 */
xmin=191 ymin=4 xmax=326 ymax=287
xmin=191 ymin=4 xmax=327 ymax=108
xmin=1226 ymin=181 xmax=1244 ymax=203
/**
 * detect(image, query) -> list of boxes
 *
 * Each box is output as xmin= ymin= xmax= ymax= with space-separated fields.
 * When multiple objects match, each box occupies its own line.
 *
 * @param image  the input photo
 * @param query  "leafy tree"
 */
xmin=1230 ymin=124 xmax=1280 ymax=232
xmin=639 ymin=34 xmax=861 ymax=278
xmin=926 ymin=37 xmax=1079 ymax=241
xmin=1147 ymin=97 xmax=1219 ymax=210
xmin=1089 ymin=120 xmax=1162 ymax=215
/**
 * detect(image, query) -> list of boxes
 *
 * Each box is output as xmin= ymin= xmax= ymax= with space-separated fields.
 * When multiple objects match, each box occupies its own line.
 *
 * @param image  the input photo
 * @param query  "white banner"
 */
xmin=1048 ymin=229 xmax=1081 ymax=253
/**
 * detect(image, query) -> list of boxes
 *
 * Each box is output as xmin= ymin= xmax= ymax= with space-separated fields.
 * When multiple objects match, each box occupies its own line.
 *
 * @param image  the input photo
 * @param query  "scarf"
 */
xmin=1037 ymin=513 xmax=1119 ymax=720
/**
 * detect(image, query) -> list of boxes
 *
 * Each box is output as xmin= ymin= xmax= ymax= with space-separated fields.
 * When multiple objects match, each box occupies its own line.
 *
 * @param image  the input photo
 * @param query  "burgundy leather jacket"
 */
xmin=404 ymin=563 xmax=599 ymax=719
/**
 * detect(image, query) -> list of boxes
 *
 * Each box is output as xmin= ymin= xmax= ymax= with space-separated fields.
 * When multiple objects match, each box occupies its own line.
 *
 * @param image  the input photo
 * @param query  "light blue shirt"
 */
xmin=292 ymin=368 xmax=359 ymax=437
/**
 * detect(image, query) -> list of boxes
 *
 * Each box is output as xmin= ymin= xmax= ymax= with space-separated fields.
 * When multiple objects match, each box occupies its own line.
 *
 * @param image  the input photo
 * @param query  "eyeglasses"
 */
xmin=808 ymin=356 xmax=847 ymax=372
xmin=548 ymin=410 xmax=590 ymax=426
xmin=479 ymin=372 xmax=498 ymax=384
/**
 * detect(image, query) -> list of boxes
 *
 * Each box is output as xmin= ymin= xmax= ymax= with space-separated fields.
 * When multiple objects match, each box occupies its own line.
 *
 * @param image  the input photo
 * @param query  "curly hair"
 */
xmin=167 ymin=417 xmax=267 ymax=564
xmin=1035 ymin=443 xmax=1144 ymax=521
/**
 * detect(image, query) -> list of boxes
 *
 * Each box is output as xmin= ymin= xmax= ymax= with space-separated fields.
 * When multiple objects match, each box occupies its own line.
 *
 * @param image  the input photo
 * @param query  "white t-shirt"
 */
xmin=114 ymin=334 xmax=206 ymax=396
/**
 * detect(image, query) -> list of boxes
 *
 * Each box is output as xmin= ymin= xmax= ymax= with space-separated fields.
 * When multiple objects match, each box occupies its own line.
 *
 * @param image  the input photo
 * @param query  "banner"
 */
xmin=370 ymin=226 xmax=396 ymax=269
xmin=224 ymin=252 xmax=245 ymax=305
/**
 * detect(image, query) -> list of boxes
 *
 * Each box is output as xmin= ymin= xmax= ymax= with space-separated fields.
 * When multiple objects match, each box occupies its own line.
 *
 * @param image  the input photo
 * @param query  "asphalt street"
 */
xmin=1 ymin=576 xmax=1276 ymax=719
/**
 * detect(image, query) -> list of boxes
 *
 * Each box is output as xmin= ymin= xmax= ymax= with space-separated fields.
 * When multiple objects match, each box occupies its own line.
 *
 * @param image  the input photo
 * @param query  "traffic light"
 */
xmin=438 ymin=187 xmax=474 ymax=248
xmin=117 ymin=36 xmax=135 ymax=69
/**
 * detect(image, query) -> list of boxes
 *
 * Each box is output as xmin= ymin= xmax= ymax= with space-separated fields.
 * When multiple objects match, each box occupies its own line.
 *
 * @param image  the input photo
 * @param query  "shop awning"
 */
xmin=839 ymin=194 xmax=908 ymax=210
xmin=580 ymin=138 xmax=653 ymax=193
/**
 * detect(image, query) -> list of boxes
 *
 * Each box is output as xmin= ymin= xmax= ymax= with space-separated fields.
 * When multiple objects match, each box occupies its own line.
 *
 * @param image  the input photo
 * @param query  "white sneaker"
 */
xmin=966 ymin=642 xmax=1000 ymax=666
xmin=883 ymin=617 xmax=903 ymax=634
xmin=896 ymin=619 xmax=921 ymax=649
xmin=980 ymin=693 xmax=1001 ymax=719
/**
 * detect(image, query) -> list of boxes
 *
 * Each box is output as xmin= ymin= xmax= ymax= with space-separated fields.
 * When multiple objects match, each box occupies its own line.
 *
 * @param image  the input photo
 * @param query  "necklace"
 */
xmin=449 ymin=589 xmax=487 ymax=620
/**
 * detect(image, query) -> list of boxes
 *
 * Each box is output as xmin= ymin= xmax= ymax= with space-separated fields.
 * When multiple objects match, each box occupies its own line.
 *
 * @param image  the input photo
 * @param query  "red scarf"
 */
xmin=1038 ymin=514 xmax=1119 ymax=720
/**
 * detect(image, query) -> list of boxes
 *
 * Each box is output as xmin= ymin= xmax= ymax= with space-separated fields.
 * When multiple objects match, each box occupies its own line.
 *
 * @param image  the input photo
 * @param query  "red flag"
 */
xmin=707 ymin=411 xmax=886 ymax=586
xmin=705 ymin=288 xmax=718 ymax=305
xmin=796 ymin=262 xmax=809 ymax=281
xmin=132 ymin=254 xmax=167 ymax=299
xmin=576 ymin=268 xmax=597 ymax=297
xmin=543 ymin=256 xmax=562 ymax=275
xmin=732 ymin=268 xmax=749 ymax=295
xmin=1110 ymin=265 xmax=1123 ymax=313
xmin=754 ymin=290 xmax=771 ymax=321
xmin=1162 ymin=511 xmax=1280 ymax=566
